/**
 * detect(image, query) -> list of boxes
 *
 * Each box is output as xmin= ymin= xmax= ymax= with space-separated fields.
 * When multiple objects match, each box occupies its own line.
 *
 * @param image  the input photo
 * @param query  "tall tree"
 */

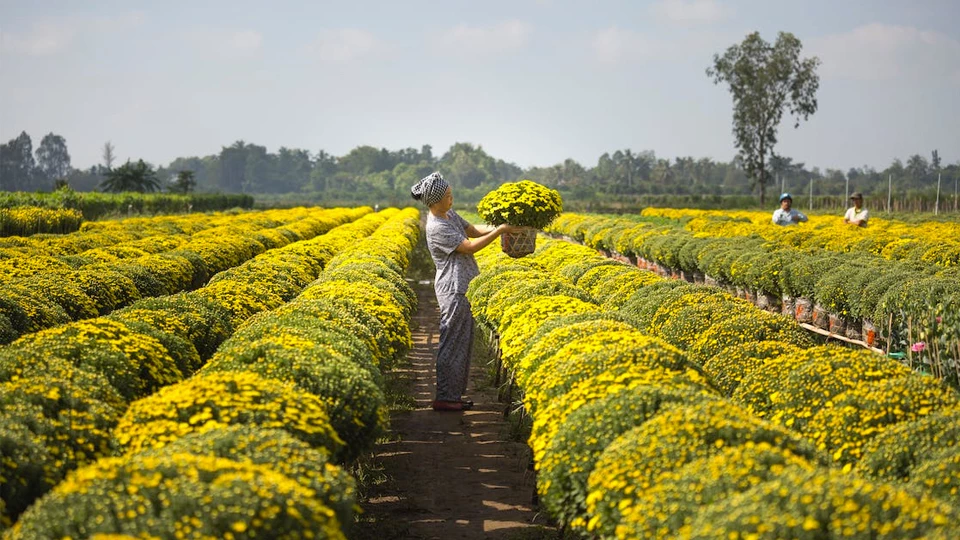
xmin=0 ymin=131 xmax=38 ymax=191
xmin=707 ymin=31 xmax=820 ymax=204
xmin=439 ymin=143 xmax=496 ymax=189
xmin=100 ymin=159 xmax=161 ymax=193
xmin=906 ymin=154 xmax=930 ymax=188
xmin=219 ymin=141 xmax=249 ymax=192
xmin=102 ymin=141 xmax=116 ymax=170
xmin=35 ymin=133 xmax=72 ymax=184
xmin=170 ymin=170 xmax=196 ymax=194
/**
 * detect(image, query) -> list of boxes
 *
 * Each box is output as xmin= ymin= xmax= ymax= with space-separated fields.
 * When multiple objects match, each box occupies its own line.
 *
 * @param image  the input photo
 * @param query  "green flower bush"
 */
xmin=688 ymin=310 xmax=814 ymax=366
xmin=207 ymin=258 xmax=314 ymax=302
xmin=703 ymin=341 xmax=804 ymax=397
xmin=485 ymin=277 xmax=592 ymax=332
xmin=774 ymin=354 xmax=911 ymax=433
xmin=323 ymin=261 xmax=416 ymax=311
xmin=112 ymin=293 xmax=234 ymax=360
xmin=586 ymin=400 xmax=822 ymax=538
xmin=465 ymin=267 xmax=541 ymax=328
xmin=195 ymin=280 xmax=285 ymax=328
xmin=245 ymin=299 xmax=387 ymax=374
xmin=7 ymin=452 xmax=346 ymax=540
xmin=538 ymin=383 xmax=716 ymax=531
xmin=910 ymin=444 xmax=960 ymax=506
xmin=147 ymin=426 xmax=356 ymax=528
xmin=804 ymin=375 xmax=959 ymax=465
xmin=310 ymin=271 xmax=414 ymax=320
xmin=70 ymin=269 xmax=142 ymax=315
xmin=0 ymin=355 xmax=127 ymax=522
xmin=731 ymin=346 xmax=909 ymax=421
xmin=498 ymin=295 xmax=600 ymax=363
xmin=225 ymin=316 xmax=375 ymax=378
xmin=300 ymin=280 xmax=411 ymax=366
xmin=1 ymin=318 xmax=182 ymax=402
xmin=1 ymin=417 xmax=51 ymax=528
xmin=522 ymin=330 xmax=697 ymax=415
xmin=593 ymin=270 xmax=664 ymax=308
xmin=115 ymin=371 xmax=343 ymax=457
xmin=856 ymin=406 xmax=960 ymax=481
xmin=203 ymin=338 xmax=387 ymax=462
xmin=619 ymin=442 xmax=818 ymax=539
xmin=5 ymin=274 xmax=99 ymax=321
xmin=0 ymin=287 xmax=71 ymax=342
xmin=574 ymin=263 xmax=636 ymax=292
xmin=650 ymin=296 xmax=748 ymax=351
xmin=686 ymin=468 xmax=959 ymax=540
xmin=557 ymin=258 xmax=625 ymax=284
xmin=618 ymin=282 xmax=712 ymax=332
xmin=511 ymin=316 xmax=638 ymax=383
xmin=477 ymin=180 xmax=563 ymax=229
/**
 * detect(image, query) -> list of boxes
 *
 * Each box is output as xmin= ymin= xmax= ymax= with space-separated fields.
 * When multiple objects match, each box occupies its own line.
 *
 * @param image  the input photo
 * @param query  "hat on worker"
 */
xmin=778 ymin=193 xmax=793 ymax=202
xmin=849 ymin=192 xmax=863 ymax=199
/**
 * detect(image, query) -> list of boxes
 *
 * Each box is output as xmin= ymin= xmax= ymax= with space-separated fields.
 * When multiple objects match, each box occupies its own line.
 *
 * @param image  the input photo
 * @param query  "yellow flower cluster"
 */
xmin=0 ymin=206 xmax=83 ymax=237
xmin=497 ymin=295 xmax=600 ymax=364
xmin=477 ymin=180 xmax=563 ymax=229
xmin=7 ymin=452 xmax=346 ymax=539
xmin=114 ymin=371 xmax=345 ymax=454
xmin=682 ymin=467 xmax=958 ymax=539
xmin=586 ymin=399 xmax=823 ymax=536
xmin=855 ymin=406 xmax=960 ymax=482
xmin=804 ymin=375 xmax=959 ymax=465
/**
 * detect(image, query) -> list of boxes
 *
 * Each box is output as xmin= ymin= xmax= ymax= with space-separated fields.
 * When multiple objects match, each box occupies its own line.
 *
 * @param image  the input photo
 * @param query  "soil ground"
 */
xmin=351 ymin=279 xmax=560 ymax=540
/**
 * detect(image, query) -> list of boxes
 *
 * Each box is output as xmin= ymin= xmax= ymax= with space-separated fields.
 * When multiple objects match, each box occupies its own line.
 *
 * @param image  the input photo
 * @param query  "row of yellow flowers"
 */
xmin=0 ymin=207 xmax=366 ymax=345
xmin=467 ymin=235 xmax=959 ymax=538
xmin=641 ymin=207 xmax=960 ymax=266
xmin=547 ymin=212 xmax=960 ymax=386
xmin=0 ymin=206 xmax=84 ymax=237
xmin=1 ymin=208 xmax=414 ymax=536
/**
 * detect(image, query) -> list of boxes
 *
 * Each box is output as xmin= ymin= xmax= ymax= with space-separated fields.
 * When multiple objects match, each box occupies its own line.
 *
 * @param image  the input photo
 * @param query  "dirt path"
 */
xmin=353 ymin=282 xmax=555 ymax=540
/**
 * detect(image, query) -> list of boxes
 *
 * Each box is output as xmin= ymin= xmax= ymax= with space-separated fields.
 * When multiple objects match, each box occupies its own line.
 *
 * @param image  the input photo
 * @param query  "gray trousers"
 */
xmin=435 ymin=292 xmax=474 ymax=401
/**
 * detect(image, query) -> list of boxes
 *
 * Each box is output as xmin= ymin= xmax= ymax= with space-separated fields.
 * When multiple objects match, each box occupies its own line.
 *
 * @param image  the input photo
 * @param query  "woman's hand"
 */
xmin=497 ymin=224 xmax=529 ymax=234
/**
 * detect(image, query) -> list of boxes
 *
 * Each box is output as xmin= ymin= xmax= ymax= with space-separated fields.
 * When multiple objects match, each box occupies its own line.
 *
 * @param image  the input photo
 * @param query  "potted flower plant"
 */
xmin=477 ymin=180 xmax=563 ymax=257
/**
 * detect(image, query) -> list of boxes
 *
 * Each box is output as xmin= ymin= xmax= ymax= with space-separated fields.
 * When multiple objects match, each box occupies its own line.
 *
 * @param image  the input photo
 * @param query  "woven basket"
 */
xmin=501 ymin=228 xmax=537 ymax=258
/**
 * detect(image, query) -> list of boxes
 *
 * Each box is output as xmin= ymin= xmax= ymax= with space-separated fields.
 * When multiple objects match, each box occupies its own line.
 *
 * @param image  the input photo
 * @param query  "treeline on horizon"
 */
xmin=2 ymin=130 xmax=958 ymax=211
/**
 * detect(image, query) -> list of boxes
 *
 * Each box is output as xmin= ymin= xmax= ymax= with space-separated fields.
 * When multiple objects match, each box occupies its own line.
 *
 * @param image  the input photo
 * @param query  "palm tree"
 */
xmin=99 ymin=159 xmax=161 ymax=193
xmin=170 ymin=170 xmax=196 ymax=194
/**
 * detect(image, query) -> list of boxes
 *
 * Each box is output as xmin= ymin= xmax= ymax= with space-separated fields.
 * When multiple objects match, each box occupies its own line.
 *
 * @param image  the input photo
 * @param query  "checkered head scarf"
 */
xmin=411 ymin=172 xmax=449 ymax=206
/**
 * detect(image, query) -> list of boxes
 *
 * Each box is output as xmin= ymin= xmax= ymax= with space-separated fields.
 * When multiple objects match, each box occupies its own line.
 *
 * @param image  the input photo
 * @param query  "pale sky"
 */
xmin=2 ymin=0 xmax=958 ymax=172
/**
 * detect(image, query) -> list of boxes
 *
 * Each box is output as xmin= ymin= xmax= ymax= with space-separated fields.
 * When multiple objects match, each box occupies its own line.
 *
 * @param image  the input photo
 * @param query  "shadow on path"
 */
xmin=353 ymin=281 xmax=554 ymax=540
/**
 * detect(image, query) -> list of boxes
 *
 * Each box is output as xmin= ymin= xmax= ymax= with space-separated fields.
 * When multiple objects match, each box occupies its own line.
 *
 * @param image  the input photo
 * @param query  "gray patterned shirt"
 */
xmin=426 ymin=210 xmax=480 ymax=294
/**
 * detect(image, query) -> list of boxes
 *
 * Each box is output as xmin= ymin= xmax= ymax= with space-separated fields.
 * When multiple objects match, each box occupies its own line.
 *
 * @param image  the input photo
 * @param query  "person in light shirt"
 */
xmin=410 ymin=172 xmax=522 ymax=412
xmin=772 ymin=193 xmax=808 ymax=226
xmin=844 ymin=192 xmax=869 ymax=227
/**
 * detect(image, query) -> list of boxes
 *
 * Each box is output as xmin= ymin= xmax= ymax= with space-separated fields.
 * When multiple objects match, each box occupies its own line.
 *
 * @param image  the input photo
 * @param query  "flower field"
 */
xmin=1 ymin=206 xmax=420 ymax=538
xmin=0 ymin=206 xmax=372 ymax=345
xmin=468 ymin=231 xmax=959 ymax=538
xmin=545 ymin=210 xmax=960 ymax=386
xmin=3 ymin=202 xmax=959 ymax=539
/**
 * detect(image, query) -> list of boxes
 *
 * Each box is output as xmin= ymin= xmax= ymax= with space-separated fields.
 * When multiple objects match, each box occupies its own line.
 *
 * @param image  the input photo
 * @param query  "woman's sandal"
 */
xmin=431 ymin=399 xmax=474 ymax=412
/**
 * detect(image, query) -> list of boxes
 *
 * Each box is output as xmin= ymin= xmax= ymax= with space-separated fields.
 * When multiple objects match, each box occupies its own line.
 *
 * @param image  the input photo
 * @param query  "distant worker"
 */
xmin=844 ymin=192 xmax=869 ymax=227
xmin=772 ymin=193 xmax=808 ymax=226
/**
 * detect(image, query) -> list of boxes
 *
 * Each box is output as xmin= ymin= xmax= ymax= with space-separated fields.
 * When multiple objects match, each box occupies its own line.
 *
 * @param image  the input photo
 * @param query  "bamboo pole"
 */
xmin=935 ymin=172 xmax=941 ymax=215
xmin=887 ymin=174 xmax=892 ymax=213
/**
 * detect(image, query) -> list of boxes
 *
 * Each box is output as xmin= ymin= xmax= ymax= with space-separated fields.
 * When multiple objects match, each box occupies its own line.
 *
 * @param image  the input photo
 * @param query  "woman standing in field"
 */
xmin=411 ymin=172 xmax=520 ymax=412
